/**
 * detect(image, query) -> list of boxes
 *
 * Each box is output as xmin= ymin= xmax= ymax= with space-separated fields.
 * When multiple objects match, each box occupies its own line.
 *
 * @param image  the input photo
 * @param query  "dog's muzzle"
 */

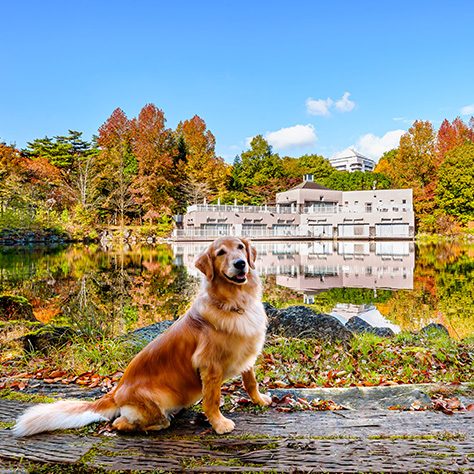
xmin=224 ymin=259 xmax=248 ymax=284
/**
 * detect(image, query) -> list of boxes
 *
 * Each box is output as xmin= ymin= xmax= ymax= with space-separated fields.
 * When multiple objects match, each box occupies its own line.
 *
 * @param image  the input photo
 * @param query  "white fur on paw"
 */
xmin=258 ymin=394 xmax=272 ymax=406
xmin=213 ymin=417 xmax=235 ymax=434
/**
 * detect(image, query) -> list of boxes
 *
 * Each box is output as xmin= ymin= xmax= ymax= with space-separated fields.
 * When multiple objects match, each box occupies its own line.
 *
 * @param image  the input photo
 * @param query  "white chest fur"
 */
xmin=193 ymin=300 xmax=267 ymax=380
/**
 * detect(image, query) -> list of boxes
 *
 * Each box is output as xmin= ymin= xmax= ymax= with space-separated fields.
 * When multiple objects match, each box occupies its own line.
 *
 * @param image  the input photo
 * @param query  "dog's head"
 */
xmin=195 ymin=237 xmax=257 ymax=284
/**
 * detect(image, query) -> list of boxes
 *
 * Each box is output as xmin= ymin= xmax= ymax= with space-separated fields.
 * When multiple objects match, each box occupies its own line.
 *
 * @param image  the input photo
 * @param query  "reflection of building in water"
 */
xmin=172 ymin=240 xmax=414 ymax=293
xmin=331 ymin=303 xmax=375 ymax=319
xmin=267 ymin=241 xmax=414 ymax=295
xmin=172 ymin=240 xmax=413 ymax=334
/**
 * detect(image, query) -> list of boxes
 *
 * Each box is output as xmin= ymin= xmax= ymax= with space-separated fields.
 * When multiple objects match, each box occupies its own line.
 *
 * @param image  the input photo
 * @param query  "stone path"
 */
xmin=2 ymin=381 xmax=474 ymax=472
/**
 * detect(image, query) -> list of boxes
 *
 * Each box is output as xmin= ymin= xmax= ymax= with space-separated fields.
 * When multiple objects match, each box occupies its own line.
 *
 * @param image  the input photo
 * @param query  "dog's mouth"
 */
xmin=223 ymin=271 xmax=247 ymax=284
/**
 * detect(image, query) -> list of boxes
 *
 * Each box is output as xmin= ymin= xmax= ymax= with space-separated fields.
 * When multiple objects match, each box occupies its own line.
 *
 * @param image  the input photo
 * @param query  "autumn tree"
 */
xmin=437 ymin=117 xmax=474 ymax=162
xmin=0 ymin=143 xmax=23 ymax=219
xmin=374 ymin=149 xmax=398 ymax=174
xmin=437 ymin=141 xmax=474 ymax=223
xmin=130 ymin=104 xmax=178 ymax=222
xmin=97 ymin=108 xmax=136 ymax=227
xmin=175 ymin=115 xmax=230 ymax=205
xmin=387 ymin=121 xmax=437 ymax=218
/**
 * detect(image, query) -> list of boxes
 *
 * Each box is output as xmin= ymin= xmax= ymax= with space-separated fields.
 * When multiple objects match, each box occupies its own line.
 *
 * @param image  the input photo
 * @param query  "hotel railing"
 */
xmin=186 ymin=204 xmax=413 ymax=215
xmin=173 ymin=228 xmax=302 ymax=238
xmin=186 ymin=204 xmax=296 ymax=214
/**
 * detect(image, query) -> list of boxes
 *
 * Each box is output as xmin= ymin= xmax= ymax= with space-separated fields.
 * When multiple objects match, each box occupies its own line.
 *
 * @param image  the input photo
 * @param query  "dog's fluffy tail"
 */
xmin=13 ymin=392 xmax=119 ymax=437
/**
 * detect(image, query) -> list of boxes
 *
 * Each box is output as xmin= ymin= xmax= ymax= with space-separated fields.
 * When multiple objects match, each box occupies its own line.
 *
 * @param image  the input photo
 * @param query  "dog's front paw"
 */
xmin=213 ymin=416 xmax=235 ymax=434
xmin=257 ymin=393 xmax=272 ymax=406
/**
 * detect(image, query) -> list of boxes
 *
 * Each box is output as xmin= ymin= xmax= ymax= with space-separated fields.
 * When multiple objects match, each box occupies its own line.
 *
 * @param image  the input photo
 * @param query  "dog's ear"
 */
xmin=240 ymin=238 xmax=257 ymax=269
xmin=195 ymin=247 xmax=214 ymax=281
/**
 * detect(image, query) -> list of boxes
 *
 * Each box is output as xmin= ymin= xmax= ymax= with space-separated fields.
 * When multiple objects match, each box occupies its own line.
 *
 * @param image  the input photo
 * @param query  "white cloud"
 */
xmin=356 ymin=130 xmax=405 ymax=161
xmin=306 ymin=97 xmax=333 ymax=116
xmin=306 ymin=92 xmax=355 ymax=116
xmin=461 ymin=104 xmax=474 ymax=115
xmin=334 ymin=92 xmax=355 ymax=113
xmin=265 ymin=124 xmax=317 ymax=150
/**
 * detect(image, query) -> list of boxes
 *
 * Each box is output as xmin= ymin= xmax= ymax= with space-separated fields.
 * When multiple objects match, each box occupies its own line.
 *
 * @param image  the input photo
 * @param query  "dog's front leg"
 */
xmin=242 ymin=367 xmax=272 ymax=406
xmin=200 ymin=366 xmax=235 ymax=434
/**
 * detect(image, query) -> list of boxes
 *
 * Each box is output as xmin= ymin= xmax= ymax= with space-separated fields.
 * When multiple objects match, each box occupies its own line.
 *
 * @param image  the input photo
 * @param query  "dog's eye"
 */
xmin=217 ymin=249 xmax=226 ymax=256
xmin=238 ymin=244 xmax=244 ymax=250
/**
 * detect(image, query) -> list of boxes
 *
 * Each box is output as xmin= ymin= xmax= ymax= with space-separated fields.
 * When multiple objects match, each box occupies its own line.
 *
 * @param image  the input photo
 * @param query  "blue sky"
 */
xmin=1 ymin=0 xmax=473 ymax=163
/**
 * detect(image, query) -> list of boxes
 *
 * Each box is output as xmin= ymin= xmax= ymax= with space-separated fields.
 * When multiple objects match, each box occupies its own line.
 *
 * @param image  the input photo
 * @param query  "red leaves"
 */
xmin=389 ymin=396 xmax=473 ymax=415
xmin=1 ymin=367 xmax=123 ymax=393
xmin=431 ymin=396 xmax=465 ymax=415
xmin=437 ymin=117 xmax=474 ymax=161
xmin=270 ymin=394 xmax=343 ymax=412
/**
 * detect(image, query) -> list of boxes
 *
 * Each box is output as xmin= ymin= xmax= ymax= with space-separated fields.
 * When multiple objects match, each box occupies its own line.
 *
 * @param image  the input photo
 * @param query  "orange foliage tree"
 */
xmin=387 ymin=121 xmax=437 ymax=220
xmin=437 ymin=117 xmax=474 ymax=161
xmin=131 ymin=104 xmax=181 ymax=221
xmin=97 ymin=108 xmax=137 ymax=226
xmin=175 ymin=115 xmax=230 ymax=205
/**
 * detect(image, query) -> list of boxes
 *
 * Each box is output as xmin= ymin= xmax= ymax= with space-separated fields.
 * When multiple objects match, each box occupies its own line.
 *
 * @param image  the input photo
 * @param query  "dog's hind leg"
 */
xmin=143 ymin=418 xmax=170 ymax=431
xmin=112 ymin=405 xmax=169 ymax=432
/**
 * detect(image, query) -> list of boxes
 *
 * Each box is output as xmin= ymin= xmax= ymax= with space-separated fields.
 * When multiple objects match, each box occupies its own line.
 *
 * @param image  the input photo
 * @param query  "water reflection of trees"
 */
xmin=0 ymin=244 xmax=198 ymax=336
xmin=262 ymin=241 xmax=474 ymax=337
xmin=3 ymin=241 xmax=474 ymax=338
xmin=380 ymin=242 xmax=474 ymax=337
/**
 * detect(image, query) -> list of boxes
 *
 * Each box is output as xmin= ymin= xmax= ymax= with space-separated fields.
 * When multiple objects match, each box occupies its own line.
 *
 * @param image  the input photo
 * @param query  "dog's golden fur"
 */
xmin=14 ymin=237 xmax=270 ymax=436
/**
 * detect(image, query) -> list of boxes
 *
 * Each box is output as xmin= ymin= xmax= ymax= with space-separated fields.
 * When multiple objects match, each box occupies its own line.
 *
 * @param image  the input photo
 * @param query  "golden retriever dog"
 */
xmin=14 ymin=237 xmax=271 ymax=436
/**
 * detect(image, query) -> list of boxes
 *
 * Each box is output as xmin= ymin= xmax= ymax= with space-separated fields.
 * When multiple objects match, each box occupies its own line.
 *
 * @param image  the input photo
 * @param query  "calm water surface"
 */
xmin=1 ymin=240 xmax=474 ymax=337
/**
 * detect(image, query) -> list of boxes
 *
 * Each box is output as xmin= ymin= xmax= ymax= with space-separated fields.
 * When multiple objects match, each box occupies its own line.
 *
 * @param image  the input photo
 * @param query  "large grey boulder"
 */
xmin=346 ymin=316 xmax=395 ymax=338
xmin=419 ymin=323 xmax=450 ymax=338
xmin=264 ymin=303 xmax=353 ymax=344
xmin=121 ymin=320 xmax=175 ymax=347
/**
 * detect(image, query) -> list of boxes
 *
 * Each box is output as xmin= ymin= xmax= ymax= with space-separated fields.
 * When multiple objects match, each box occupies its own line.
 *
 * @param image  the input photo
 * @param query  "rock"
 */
xmin=269 ymin=384 xmax=433 ymax=410
xmin=0 ymin=228 xmax=67 ymax=245
xmin=346 ymin=316 xmax=395 ymax=338
xmin=419 ymin=323 xmax=450 ymax=338
xmin=263 ymin=302 xmax=280 ymax=319
xmin=0 ymin=295 xmax=37 ymax=322
xmin=17 ymin=325 xmax=77 ymax=352
xmin=265 ymin=304 xmax=353 ymax=344
xmin=121 ymin=320 xmax=175 ymax=347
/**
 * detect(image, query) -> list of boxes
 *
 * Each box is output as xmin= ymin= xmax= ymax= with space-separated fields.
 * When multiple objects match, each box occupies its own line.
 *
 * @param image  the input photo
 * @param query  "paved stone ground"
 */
xmin=2 ymin=381 xmax=474 ymax=472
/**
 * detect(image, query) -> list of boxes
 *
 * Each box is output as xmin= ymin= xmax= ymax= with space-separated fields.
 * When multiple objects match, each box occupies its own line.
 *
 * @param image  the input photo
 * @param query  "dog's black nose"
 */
xmin=234 ymin=259 xmax=246 ymax=270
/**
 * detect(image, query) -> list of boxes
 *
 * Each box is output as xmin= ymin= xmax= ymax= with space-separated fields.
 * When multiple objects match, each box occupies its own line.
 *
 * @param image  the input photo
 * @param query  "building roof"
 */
xmin=331 ymin=148 xmax=374 ymax=163
xmin=286 ymin=180 xmax=332 ymax=191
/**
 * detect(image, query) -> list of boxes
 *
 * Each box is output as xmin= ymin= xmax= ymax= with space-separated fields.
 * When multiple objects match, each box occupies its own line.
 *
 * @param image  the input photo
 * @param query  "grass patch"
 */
xmin=368 ymin=432 xmax=466 ymax=441
xmin=1 ymin=334 xmax=143 ymax=378
xmin=0 ymin=388 xmax=55 ymax=403
xmin=255 ymin=332 xmax=474 ymax=388
xmin=2 ymin=329 xmax=474 ymax=390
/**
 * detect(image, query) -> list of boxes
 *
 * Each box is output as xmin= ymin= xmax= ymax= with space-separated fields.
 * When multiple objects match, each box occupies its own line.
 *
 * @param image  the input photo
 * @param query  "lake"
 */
xmin=1 ymin=239 xmax=474 ymax=338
